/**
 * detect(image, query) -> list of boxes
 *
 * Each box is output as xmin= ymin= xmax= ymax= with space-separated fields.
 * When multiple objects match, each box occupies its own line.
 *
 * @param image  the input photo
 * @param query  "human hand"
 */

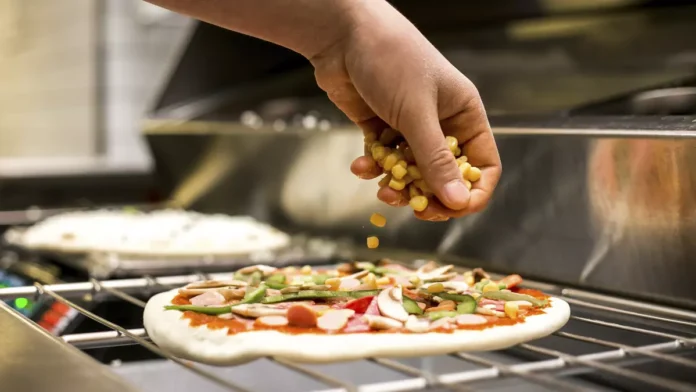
xmin=309 ymin=1 xmax=502 ymax=221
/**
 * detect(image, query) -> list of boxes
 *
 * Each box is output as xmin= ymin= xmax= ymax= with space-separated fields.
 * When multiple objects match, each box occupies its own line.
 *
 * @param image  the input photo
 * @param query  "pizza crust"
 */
xmin=144 ymin=289 xmax=571 ymax=366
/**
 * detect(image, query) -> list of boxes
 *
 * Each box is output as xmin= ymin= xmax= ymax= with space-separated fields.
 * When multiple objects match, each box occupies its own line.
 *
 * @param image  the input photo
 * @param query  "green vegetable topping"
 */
xmin=164 ymin=304 xmax=232 ymax=315
xmin=482 ymin=291 xmax=547 ymax=307
xmin=455 ymin=295 xmax=477 ymax=314
xmin=261 ymin=290 xmax=379 ymax=304
xmin=427 ymin=311 xmax=458 ymax=321
xmin=243 ymin=284 xmax=268 ymax=303
xmin=402 ymin=296 xmax=424 ymax=315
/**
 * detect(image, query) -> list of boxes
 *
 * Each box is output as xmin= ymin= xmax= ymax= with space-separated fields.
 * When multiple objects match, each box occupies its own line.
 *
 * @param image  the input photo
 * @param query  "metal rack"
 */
xmin=1 ymin=268 xmax=695 ymax=392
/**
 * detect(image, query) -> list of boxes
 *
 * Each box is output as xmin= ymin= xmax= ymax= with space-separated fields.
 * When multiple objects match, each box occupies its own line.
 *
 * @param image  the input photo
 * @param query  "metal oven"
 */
xmin=2 ymin=1 xmax=696 ymax=391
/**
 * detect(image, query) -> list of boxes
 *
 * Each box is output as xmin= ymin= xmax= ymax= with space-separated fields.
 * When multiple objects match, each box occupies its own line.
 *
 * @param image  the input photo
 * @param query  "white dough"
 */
xmin=11 ymin=210 xmax=290 ymax=257
xmin=144 ymin=289 xmax=571 ymax=366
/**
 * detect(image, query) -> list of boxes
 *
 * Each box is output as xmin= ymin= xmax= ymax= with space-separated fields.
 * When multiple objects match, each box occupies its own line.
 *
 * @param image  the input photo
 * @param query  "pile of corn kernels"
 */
xmin=365 ymin=128 xmax=483 ymax=213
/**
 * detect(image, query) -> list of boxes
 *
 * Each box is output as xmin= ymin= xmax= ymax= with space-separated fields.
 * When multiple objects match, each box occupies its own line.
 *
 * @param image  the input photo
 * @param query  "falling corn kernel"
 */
xmin=367 ymin=236 xmax=379 ymax=249
xmin=370 ymin=213 xmax=387 ymax=228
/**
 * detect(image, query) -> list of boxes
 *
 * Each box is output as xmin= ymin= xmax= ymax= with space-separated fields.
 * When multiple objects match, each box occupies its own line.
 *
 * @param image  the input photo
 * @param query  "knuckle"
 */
xmin=423 ymin=148 xmax=457 ymax=178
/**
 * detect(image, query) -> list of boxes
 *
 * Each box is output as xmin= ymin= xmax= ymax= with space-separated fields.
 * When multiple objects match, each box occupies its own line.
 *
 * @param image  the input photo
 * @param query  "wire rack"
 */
xmin=1 ymin=269 xmax=695 ymax=392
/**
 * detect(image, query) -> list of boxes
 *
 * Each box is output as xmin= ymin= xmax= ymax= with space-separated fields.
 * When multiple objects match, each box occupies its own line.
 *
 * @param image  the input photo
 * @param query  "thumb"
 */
xmin=399 ymin=109 xmax=470 ymax=211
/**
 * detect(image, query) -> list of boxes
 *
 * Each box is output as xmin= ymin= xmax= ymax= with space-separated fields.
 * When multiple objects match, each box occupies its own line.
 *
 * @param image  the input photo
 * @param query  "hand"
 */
xmin=309 ymin=1 xmax=502 ymax=221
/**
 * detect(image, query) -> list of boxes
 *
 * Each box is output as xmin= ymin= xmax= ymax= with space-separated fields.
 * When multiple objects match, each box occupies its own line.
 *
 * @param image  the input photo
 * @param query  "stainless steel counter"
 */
xmin=0 ymin=301 xmax=140 ymax=392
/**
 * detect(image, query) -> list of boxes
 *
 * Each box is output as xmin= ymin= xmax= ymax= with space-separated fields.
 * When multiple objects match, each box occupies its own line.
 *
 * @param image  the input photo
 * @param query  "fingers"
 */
xmin=377 ymin=186 xmax=408 ymax=207
xmin=350 ymin=156 xmax=382 ymax=179
xmin=398 ymin=106 xmax=471 ymax=211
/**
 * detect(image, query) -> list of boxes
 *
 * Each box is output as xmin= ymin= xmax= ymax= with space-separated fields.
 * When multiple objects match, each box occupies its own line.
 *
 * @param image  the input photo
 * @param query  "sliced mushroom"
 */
xmin=416 ymin=260 xmax=439 ymax=275
xmin=440 ymin=281 xmax=471 ymax=293
xmin=185 ymin=279 xmax=247 ymax=289
xmin=472 ymin=268 xmax=490 ymax=283
xmin=377 ymin=286 xmax=409 ymax=322
xmin=231 ymin=304 xmax=287 ymax=318
xmin=405 ymin=315 xmax=430 ymax=333
xmin=455 ymin=314 xmax=488 ymax=326
xmin=179 ymin=287 xmax=244 ymax=297
xmin=475 ymin=307 xmax=505 ymax=318
xmin=238 ymin=264 xmax=278 ymax=275
xmin=345 ymin=270 xmax=369 ymax=280
xmin=339 ymin=278 xmax=361 ymax=290
xmin=364 ymin=315 xmax=403 ymax=330
xmin=218 ymin=288 xmax=247 ymax=301
xmin=417 ymin=265 xmax=455 ymax=282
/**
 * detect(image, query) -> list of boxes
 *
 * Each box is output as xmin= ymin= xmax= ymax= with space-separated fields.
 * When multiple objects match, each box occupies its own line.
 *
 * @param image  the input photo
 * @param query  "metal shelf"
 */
xmin=1 ymin=267 xmax=695 ymax=392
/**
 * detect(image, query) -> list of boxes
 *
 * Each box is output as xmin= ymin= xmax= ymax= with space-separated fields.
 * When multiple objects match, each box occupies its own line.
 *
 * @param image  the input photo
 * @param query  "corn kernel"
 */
xmin=396 ymin=160 xmax=408 ymax=168
xmin=482 ymin=282 xmax=499 ymax=293
xmin=370 ymin=213 xmax=387 ymax=228
xmin=364 ymin=131 xmax=378 ymax=144
xmin=388 ymin=178 xmax=406 ymax=191
xmin=456 ymin=156 xmax=468 ymax=164
xmin=391 ymin=164 xmax=408 ymax=180
xmin=325 ymin=277 xmax=341 ymax=291
xmin=409 ymin=275 xmax=421 ymax=287
xmin=504 ymin=302 xmax=519 ymax=319
xmin=459 ymin=162 xmax=471 ymax=178
xmin=445 ymin=136 xmax=459 ymax=153
xmin=408 ymin=184 xmax=422 ymax=199
xmin=363 ymin=273 xmax=377 ymax=289
xmin=470 ymin=292 xmax=481 ymax=299
xmin=300 ymin=265 xmax=312 ymax=275
xmin=406 ymin=165 xmax=422 ymax=180
xmin=372 ymin=146 xmax=387 ymax=162
xmin=367 ymin=236 xmax=379 ymax=249
xmin=453 ymin=146 xmax=461 ymax=157
xmin=427 ymin=283 xmax=444 ymax=293
xmin=378 ymin=174 xmax=392 ymax=187
xmin=468 ymin=166 xmax=482 ymax=182
xmin=382 ymin=153 xmax=400 ymax=171
xmin=379 ymin=128 xmax=399 ymax=145
xmin=464 ymin=179 xmax=472 ymax=190
xmin=376 ymin=277 xmax=391 ymax=286
xmin=409 ymin=195 xmax=429 ymax=212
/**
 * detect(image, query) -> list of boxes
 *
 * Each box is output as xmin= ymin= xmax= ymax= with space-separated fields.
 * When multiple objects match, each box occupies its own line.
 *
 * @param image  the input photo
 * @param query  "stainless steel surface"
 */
xmin=2 ymin=261 xmax=695 ymax=392
xmin=0 ymin=301 xmax=139 ymax=392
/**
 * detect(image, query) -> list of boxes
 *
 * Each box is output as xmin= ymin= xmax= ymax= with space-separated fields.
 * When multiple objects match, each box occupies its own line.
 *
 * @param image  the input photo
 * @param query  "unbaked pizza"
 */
xmin=7 ymin=209 xmax=290 ymax=256
xmin=144 ymin=260 xmax=570 ymax=365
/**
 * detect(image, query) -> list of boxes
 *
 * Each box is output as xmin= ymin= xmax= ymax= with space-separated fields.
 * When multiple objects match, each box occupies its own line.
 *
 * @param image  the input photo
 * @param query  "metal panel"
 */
xmin=0 ymin=301 xmax=139 ymax=392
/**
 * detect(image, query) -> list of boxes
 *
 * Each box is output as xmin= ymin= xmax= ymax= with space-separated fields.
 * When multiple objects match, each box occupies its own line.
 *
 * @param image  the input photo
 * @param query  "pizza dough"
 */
xmin=10 ymin=209 xmax=291 ymax=256
xmin=144 ymin=288 xmax=570 ymax=366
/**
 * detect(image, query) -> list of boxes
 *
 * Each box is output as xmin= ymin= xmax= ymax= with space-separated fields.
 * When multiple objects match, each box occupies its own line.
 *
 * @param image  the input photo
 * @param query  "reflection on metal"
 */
xmin=0 ymin=301 xmax=139 ymax=392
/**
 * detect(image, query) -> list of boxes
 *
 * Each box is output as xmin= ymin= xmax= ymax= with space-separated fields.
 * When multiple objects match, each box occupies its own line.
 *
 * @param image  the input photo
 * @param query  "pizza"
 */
xmin=144 ymin=260 xmax=570 ymax=365
xmin=7 ymin=209 xmax=290 ymax=257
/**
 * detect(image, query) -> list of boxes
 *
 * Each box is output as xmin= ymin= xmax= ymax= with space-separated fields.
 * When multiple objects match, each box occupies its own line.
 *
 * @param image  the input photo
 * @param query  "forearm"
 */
xmin=145 ymin=0 xmax=369 ymax=58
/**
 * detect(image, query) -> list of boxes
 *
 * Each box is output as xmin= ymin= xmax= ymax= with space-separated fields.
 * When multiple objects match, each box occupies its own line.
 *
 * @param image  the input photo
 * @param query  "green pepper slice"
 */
xmin=482 ymin=291 xmax=548 ymax=307
xmin=248 ymin=271 xmax=263 ymax=286
xmin=455 ymin=295 xmax=477 ymax=314
xmin=243 ymin=284 xmax=268 ymax=302
xmin=427 ymin=311 xmax=458 ymax=321
xmin=265 ymin=274 xmax=288 ymax=289
xmin=261 ymin=290 xmax=379 ymax=304
xmin=403 ymin=295 xmax=424 ymax=315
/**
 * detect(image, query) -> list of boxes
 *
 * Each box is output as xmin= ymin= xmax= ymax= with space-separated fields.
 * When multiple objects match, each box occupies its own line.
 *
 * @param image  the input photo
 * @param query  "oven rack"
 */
xmin=1 ymin=271 xmax=695 ymax=392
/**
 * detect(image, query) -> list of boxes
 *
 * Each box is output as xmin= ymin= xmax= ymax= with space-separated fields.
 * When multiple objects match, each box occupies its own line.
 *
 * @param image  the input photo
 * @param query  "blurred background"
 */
xmin=1 ymin=1 xmax=696 ymax=391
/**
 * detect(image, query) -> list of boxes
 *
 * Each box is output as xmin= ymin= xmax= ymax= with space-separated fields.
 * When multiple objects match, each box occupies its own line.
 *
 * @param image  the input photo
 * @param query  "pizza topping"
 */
xmin=256 ymin=315 xmax=289 ymax=327
xmin=405 ymin=315 xmax=430 ymax=333
xmin=317 ymin=309 xmax=354 ymax=331
xmin=166 ymin=262 xmax=551 ymax=335
xmin=186 ymin=280 xmax=248 ymax=289
xmin=287 ymin=304 xmax=318 ymax=328
xmin=344 ymin=296 xmax=375 ymax=314
xmin=364 ymin=315 xmax=403 ymax=330
xmin=455 ymin=314 xmax=488 ymax=326
xmin=190 ymin=291 xmax=226 ymax=307
xmin=377 ymin=286 xmax=409 ymax=322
